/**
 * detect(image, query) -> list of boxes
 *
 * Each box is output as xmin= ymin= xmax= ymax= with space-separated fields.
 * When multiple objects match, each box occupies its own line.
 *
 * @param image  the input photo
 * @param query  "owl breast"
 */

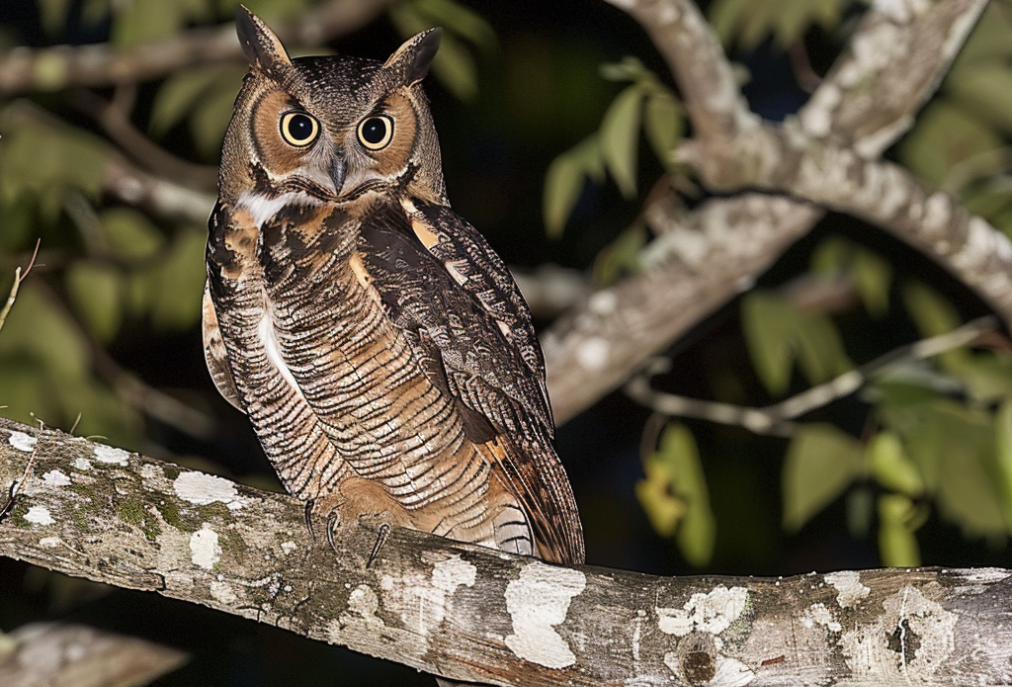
xmin=207 ymin=193 xmax=534 ymax=554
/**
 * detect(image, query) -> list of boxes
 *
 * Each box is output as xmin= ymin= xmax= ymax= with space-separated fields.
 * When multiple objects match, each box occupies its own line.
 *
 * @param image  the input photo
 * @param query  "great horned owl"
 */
xmin=203 ymin=6 xmax=584 ymax=579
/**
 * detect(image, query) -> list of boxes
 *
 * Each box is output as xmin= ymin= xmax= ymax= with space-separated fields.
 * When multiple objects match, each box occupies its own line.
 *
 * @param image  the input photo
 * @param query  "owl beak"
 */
xmin=329 ymin=155 xmax=346 ymax=196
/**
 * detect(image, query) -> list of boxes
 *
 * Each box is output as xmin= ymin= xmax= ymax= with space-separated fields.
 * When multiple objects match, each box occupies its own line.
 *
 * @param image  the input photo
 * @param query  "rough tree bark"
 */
xmin=3 ymin=418 xmax=1012 ymax=687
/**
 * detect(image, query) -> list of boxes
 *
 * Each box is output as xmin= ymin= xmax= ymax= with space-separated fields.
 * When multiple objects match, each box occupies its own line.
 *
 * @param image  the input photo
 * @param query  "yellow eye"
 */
xmin=357 ymin=116 xmax=394 ymax=151
xmin=280 ymin=111 xmax=320 ymax=147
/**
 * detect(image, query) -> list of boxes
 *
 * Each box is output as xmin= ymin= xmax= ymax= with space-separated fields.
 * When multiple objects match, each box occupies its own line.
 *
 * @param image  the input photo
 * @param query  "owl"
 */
xmin=203 ymin=2 xmax=584 ymax=587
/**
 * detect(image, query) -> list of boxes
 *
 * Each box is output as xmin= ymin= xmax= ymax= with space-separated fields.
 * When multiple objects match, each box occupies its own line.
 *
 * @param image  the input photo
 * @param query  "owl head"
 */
xmin=219 ymin=7 xmax=447 ymax=208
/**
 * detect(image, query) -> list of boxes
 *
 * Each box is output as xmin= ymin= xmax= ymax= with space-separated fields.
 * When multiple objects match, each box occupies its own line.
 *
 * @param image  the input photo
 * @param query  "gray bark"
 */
xmin=3 ymin=417 xmax=1011 ymax=686
xmin=545 ymin=0 xmax=994 ymax=423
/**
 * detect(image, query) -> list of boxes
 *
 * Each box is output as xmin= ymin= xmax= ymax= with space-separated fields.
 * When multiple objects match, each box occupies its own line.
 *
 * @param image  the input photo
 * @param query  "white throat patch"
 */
xmin=238 ymin=190 xmax=322 ymax=227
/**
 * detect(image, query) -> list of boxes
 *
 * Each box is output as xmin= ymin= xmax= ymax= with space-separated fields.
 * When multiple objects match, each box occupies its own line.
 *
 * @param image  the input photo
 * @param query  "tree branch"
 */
xmin=545 ymin=195 xmax=819 ymax=423
xmin=544 ymin=0 xmax=989 ymax=424
xmin=678 ymin=125 xmax=1012 ymax=326
xmin=1 ymin=622 xmax=187 ymax=687
xmin=2 ymin=416 xmax=1012 ymax=686
xmin=0 ymin=0 xmax=399 ymax=96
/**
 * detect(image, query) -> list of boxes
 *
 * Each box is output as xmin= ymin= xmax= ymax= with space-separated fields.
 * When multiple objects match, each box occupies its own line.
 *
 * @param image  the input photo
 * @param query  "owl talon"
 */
xmin=303 ymin=498 xmax=318 ymax=542
xmin=367 ymin=522 xmax=391 ymax=568
xmin=325 ymin=510 xmax=341 ymax=554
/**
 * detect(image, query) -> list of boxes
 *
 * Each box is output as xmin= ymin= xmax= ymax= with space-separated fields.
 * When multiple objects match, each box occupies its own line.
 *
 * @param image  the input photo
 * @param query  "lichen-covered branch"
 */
xmin=3 ymin=417 xmax=1012 ymax=686
xmin=677 ymin=123 xmax=1012 ymax=326
xmin=0 ymin=0 xmax=398 ymax=96
xmin=799 ymin=0 xmax=988 ymax=155
xmin=542 ymin=0 xmax=989 ymax=424
xmin=545 ymin=195 xmax=819 ymax=423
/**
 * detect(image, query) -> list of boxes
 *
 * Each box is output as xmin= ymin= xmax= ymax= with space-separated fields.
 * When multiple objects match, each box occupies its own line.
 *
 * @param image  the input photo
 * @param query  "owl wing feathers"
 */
xmin=409 ymin=200 xmax=555 ymax=435
xmin=202 ymin=282 xmax=244 ymax=412
xmin=359 ymin=200 xmax=584 ymax=564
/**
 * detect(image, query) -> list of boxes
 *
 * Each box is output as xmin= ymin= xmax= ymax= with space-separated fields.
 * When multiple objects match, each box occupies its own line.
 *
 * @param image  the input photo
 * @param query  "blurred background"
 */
xmin=2 ymin=0 xmax=1012 ymax=684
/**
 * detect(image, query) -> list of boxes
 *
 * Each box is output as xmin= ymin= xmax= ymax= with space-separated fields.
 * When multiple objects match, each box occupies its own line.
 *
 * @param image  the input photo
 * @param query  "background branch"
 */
xmin=0 ymin=622 xmax=187 ymax=687
xmin=542 ymin=0 xmax=989 ymax=423
xmin=0 ymin=0 xmax=399 ymax=96
xmin=624 ymin=316 xmax=1000 ymax=436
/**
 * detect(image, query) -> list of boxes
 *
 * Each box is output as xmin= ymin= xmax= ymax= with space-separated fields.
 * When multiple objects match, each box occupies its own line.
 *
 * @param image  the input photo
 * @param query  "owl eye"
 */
xmin=357 ymin=116 xmax=394 ymax=151
xmin=280 ymin=111 xmax=320 ymax=147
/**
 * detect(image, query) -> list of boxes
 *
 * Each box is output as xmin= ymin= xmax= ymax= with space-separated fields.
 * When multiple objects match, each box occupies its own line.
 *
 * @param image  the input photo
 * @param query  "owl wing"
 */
xmin=202 ymin=281 xmax=244 ymax=411
xmin=401 ymin=198 xmax=554 ymax=434
xmin=360 ymin=200 xmax=584 ymax=564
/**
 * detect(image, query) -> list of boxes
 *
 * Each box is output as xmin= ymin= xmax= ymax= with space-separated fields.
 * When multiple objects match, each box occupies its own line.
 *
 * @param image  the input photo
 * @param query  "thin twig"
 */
xmin=624 ymin=316 xmax=1000 ymax=437
xmin=0 ymin=241 xmax=40 ymax=336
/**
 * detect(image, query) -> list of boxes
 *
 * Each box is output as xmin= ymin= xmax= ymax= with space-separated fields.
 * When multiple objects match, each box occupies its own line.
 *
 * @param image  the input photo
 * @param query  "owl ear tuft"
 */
xmin=235 ymin=5 xmax=293 ymax=76
xmin=384 ymin=28 xmax=442 ymax=86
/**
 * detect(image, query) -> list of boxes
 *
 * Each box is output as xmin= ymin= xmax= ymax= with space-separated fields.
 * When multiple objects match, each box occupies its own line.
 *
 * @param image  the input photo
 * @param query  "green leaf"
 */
xmin=947 ymin=61 xmax=1012 ymax=136
xmin=791 ymin=312 xmax=853 ymax=387
xmin=643 ymin=88 xmax=682 ymax=170
xmin=600 ymin=85 xmax=644 ymax=199
xmin=101 ymin=208 xmax=165 ymax=261
xmin=543 ymin=154 xmax=585 ymax=239
xmin=901 ymin=280 xmax=960 ymax=336
xmin=190 ymin=73 xmax=244 ymax=158
xmin=55 ymin=377 xmax=132 ymax=442
xmin=899 ymin=101 xmax=1002 ymax=189
xmin=742 ymin=291 xmax=852 ymax=396
xmin=880 ymin=397 xmax=1006 ymax=538
xmin=636 ymin=424 xmax=716 ymax=566
xmin=846 ymin=487 xmax=873 ymax=538
xmin=678 ymin=499 xmax=717 ymax=568
xmin=809 ymin=236 xmax=850 ymax=276
xmin=810 ymin=238 xmax=892 ymax=317
xmin=877 ymin=494 xmax=922 ymax=567
xmin=543 ymin=136 xmax=603 ymax=238
xmin=709 ymin=0 xmax=846 ymax=50
xmin=149 ymin=228 xmax=207 ymax=330
xmin=112 ymin=0 xmax=182 ymax=47
xmin=0 ymin=284 xmax=89 ymax=380
xmin=852 ymin=248 xmax=892 ymax=318
xmin=782 ymin=423 xmax=864 ymax=531
xmin=430 ymin=32 xmax=479 ymax=103
xmin=635 ymin=459 xmax=685 ymax=538
xmin=0 ymin=362 xmax=56 ymax=430
xmin=867 ymin=431 xmax=923 ymax=497
xmin=742 ymin=291 xmax=794 ymax=395
xmin=0 ymin=122 xmax=107 ymax=212
xmin=390 ymin=2 xmax=478 ymax=101
xmin=950 ymin=2 xmax=1012 ymax=68
xmin=149 ymin=67 xmax=224 ymax=137
xmin=902 ymin=280 xmax=969 ymax=373
xmin=65 ymin=261 xmax=124 ymax=343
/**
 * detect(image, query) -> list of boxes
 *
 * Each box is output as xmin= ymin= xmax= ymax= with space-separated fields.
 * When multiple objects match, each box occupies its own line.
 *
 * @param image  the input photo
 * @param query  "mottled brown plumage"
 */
xmin=204 ymin=7 xmax=584 ymax=573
